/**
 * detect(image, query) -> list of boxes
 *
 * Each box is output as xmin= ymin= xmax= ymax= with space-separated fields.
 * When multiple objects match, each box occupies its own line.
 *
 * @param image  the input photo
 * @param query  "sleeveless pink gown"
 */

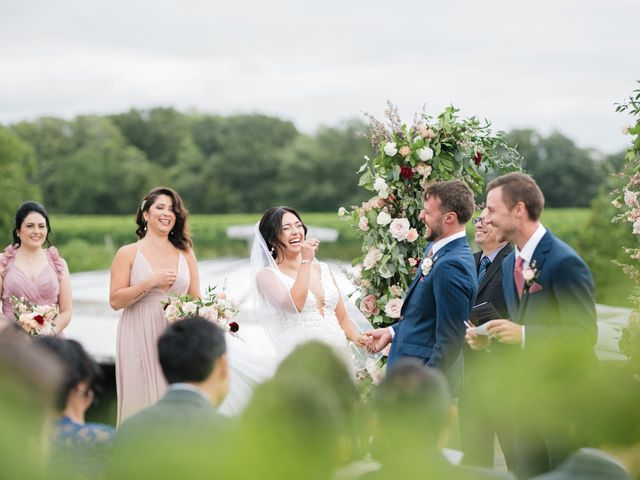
xmin=1 ymin=244 xmax=65 ymax=321
xmin=115 ymin=245 xmax=190 ymax=425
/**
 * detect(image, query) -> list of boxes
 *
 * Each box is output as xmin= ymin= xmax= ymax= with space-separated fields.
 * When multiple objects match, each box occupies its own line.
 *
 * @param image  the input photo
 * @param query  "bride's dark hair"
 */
xmin=259 ymin=206 xmax=307 ymax=261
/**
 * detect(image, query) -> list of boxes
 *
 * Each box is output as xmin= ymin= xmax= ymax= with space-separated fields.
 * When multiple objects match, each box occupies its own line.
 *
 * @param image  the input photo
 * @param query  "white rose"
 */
xmin=199 ymin=305 xmax=219 ymax=321
xmin=182 ymin=301 xmax=198 ymax=315
xmin=165 ymin=304 xmax=180 ymax=322
xmin=523 ymin=269 xmax=535 ymax=282
xmin=378 ymin=266 xmax=394 ymax=279
xmin=338 ymin=207 xmax=347 ymax=216
xmin=624 ymin=190 xmax=637 ymax=208
xmin=358 ymin=216 xmax=369 ymax=231
xmin=416 ymin=164 xmax=433 ymax=178
xmin=373 ymin=177 xmax=388 ymax=193
xmin=363 ymin=247 xmax=383 ymax=270
xmin=421 ymin=257 xmax=433 ymax=276
xmin=406 ymin=228 xmax=419 ymax=243
xmin=417 ymin=147 xmax=434 ymax=161
xmin=389 ymin=218 xmax=410 ymax=241
xmin=384 ymin=298 xmax=404 ymax=319
xmin=383 ymin=142 xmax=398 ymax=157
xmin=376 ymin=211 xmax=392 ymax=226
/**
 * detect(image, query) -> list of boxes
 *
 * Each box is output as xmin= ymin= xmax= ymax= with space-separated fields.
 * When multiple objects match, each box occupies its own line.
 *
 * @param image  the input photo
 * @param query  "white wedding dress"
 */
xmin=271 ymin=262 xmax=352 ymax=366
xmin=217 ymin=223 xmax=379 ymax=416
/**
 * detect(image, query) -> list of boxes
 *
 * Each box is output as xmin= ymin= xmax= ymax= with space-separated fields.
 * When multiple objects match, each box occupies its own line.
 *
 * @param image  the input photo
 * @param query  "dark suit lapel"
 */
xmin=477 ymin=244 xmax=512 ymax=294
xmin=502 ymin=250 xmax=518 ymax=320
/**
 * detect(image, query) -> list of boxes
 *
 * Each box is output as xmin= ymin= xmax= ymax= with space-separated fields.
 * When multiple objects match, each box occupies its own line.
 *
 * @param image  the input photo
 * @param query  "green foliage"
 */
xmin=342 ymin=103 xmax=521 ymax=328
xmin=507 ymin=129 xmax=606 ymax=208
xmin=0 ymin=126 xmax=40 ymax=243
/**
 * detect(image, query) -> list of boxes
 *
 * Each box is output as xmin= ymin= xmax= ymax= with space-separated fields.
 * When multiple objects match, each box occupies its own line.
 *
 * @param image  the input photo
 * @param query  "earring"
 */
xmin=170 ymin=229 xmax=174 ymax=236
xmin=270 ymin=247 xmax=275 ymax=254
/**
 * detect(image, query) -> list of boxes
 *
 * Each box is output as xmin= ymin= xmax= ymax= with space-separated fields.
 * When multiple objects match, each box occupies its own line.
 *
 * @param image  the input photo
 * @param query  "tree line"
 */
xmin=0 ymin=107 xmax=625 ymax=232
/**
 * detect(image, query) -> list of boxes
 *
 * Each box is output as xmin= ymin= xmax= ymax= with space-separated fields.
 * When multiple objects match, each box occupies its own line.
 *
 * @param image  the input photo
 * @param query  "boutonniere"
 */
xmin=420 ymin=255 xmax=438 ymax=277
xmin=523 ymin=260 xmax=542 ymax=293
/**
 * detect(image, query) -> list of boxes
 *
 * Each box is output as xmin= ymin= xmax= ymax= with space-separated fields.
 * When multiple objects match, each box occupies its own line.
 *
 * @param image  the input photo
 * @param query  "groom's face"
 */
xmin=420 ymin=195 xmax=445 ymax=242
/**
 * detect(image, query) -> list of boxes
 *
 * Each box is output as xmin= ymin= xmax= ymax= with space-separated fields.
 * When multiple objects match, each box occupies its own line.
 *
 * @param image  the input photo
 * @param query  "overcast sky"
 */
xmin=1 ymin=0 xmax=638 ymax=153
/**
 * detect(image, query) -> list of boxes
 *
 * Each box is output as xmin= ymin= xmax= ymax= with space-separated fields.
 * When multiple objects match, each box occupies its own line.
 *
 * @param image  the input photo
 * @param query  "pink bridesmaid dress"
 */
xmin=115 ymin=244 xmax=190 ymax=425
xmin=1 ymin=244 xmax=65 ymax=321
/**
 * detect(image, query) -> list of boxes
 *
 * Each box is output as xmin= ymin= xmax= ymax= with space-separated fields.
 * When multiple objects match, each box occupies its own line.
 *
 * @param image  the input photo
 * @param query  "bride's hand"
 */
xmin=300 ymin=238 xmax=320 ymax=262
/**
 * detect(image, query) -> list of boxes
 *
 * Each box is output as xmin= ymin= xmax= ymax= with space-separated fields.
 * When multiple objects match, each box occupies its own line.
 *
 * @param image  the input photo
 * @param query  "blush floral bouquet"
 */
xmin=10 ymin=296 xmax=58 ymax=336
xmin=163 ymin=285 xmax=240 ymax=336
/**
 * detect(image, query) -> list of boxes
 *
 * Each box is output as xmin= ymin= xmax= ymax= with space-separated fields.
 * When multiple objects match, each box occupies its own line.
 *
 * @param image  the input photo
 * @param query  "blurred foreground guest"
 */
xmin=0 ymin=201 xmax=72 ymax=335
xmin=366 ymin=359 xmax=514 ymax=480
xmin=36 ymin=337 xmax=114 ymax=479
xmin=471 ymin=173 xmax=597 ymax=477
xmin=237 ymin=343 xmax=352 ymax=480
xmin=460 ymin=211 xmax=516 ymax=470
xmin=111 ymin=316 xmax=230 ymax=480
xmin=0 ymin=331 xmax=62 ymax=480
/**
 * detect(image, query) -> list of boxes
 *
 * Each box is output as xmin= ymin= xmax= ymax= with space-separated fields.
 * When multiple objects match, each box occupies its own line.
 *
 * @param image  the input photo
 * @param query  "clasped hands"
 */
xmin=465 ymin=319 xmax=523 ymax=351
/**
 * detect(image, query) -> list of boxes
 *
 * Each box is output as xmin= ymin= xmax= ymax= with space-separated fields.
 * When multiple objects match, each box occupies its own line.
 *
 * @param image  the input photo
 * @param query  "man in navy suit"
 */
xmin=367 ymin=180 xmax=478 ymax=393
xmin=468 ymin=173 xmax=597 ymax=478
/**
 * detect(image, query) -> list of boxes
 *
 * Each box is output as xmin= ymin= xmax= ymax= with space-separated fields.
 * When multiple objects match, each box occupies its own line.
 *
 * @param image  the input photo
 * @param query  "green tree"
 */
xmin=0 ymin=126 xmax=41 ymax=243
xmin=507 ymin=129 xmax=605 ymax=207
xmin=275 ymin=120 xmax=371 ymax=211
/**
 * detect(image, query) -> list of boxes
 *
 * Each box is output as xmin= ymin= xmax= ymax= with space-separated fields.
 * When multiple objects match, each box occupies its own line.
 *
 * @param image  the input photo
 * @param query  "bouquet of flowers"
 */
xmin=163 ymin=285 xmax=240 ymax=336
xmin=9 ymin=296 xmax=58 ymax=336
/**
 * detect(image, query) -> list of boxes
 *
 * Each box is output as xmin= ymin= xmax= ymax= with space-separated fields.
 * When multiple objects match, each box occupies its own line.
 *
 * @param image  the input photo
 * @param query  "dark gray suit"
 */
xmin=111 ymin=388 xmax=231 ymax=479
xmin=531 ymin=449 xmax=630 ymax=480
xmin=461 ymin=244 xmax=517 ymax=471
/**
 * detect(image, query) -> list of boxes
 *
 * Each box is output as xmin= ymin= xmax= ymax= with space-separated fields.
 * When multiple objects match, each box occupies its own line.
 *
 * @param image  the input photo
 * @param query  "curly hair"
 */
xmin=135 ymin=187 xmax=192 ymax=250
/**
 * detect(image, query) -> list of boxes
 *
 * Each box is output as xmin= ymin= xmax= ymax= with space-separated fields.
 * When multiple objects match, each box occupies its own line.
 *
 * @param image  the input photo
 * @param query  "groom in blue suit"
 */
xmin=467 ymin=173 xmax=597 ymax=478
xmin=368 ymin=180 xmax=478 ymax=393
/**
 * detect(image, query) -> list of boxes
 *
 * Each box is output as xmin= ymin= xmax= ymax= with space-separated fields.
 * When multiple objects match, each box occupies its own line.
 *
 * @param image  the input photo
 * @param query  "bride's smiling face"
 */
xmin=279 ymin=212 xmax=306 ymax=256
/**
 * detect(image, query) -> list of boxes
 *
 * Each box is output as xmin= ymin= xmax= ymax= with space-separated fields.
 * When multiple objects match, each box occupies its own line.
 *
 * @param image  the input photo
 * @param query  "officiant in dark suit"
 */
xmin=471 ymin=173 xmax=597 ymax=479
xmin=367 ymin=180 xmax=478 ymax=395
xmin=460 ymin=210 xmax=516 ymax=471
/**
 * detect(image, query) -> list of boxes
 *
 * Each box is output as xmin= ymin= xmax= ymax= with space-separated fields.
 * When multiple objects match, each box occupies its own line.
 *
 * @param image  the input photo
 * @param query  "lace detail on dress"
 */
xmin=46 ymin=246 xmax=65 ymax=282
xmin=0 ymin=244 xmax=18 ymax=278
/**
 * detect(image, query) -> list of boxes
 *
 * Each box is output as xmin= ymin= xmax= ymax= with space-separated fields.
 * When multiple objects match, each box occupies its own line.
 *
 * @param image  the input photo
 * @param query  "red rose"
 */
xmin=229 ymin=322 xmax=239 ymax=333
xmin=33 ymin=314 xmax=45 ymax=325
xmin=474 ymin=151 xmax=483 ymax=166
xmin=400 ymin=166 xmax=414 ymax=180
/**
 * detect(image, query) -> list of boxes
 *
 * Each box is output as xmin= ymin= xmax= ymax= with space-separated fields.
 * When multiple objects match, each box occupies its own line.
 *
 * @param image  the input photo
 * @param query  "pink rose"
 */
xmin=406 ymin=228 xmax=419 ymax=243
xmin=360 ymin=295 xmax=380 ymax=317
xmin=624 ymin=190 xmax=637 ymax=207
xmin=408 ymin=258 xmax=418 ymax=267
xmin=363 ymin=247 xmax=383 ymax=270
xmin=384 ymin=298 xmax=404 ymax=319
xmin=419 ymin=126 xmax=436 ymax=139
xmin=389 ymin=218 xmax=410 ymax=241
xmin=358 ymin=216 xmax=369 ymax=231
xmin=390 ymin=285 xmax=403 ymax=297
xmin=399 ymin=146 xmax=411 ymax=157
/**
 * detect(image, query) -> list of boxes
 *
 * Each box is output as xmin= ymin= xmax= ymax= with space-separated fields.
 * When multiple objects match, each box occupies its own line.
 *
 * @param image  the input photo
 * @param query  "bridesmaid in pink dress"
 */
xmin=0 ymin=201 xmax=72 ymax=333
xmin=110 ymin=187 xmax=200 ymax=425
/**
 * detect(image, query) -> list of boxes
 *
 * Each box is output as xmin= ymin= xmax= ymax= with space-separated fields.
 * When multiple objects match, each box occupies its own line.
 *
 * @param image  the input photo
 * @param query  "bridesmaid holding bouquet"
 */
xmin=0 ymin=201 xmax=72 ymax=335
xmin=110 ymin=187 xmax=200 ymax=425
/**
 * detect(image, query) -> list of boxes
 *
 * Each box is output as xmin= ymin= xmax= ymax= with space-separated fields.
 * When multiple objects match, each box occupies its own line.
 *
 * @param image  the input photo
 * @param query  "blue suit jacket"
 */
xmin=501 ymin=230 xmax=597 ymax=354
xmin=388 ymin=236 xmax=478 ymax=380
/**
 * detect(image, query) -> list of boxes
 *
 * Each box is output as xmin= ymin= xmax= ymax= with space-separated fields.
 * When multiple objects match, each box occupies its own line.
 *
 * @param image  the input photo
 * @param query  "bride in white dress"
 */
xmin=218 ymin=207 xmax=379 ymax=415
xmin=253 ymin=206 xmax=372 ymax=364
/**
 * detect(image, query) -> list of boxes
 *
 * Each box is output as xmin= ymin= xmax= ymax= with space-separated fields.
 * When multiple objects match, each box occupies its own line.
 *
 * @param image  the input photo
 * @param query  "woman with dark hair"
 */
xmin=0 ymin=201 xmax=72 ymax=334
xmin=109 ymin=187 xmax=200 ymax=424
xmin=36 ymin=336 xmax=115 ymax=477
xmin=252 ymin=206 xmax=376 ymax=366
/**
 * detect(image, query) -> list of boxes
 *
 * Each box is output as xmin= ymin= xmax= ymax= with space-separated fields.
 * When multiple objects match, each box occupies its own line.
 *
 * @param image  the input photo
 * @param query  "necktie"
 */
xmin=514 ymin=256 xmax=525 ymax=300
xmin=478 ymin=256 xmax=491 ymax=282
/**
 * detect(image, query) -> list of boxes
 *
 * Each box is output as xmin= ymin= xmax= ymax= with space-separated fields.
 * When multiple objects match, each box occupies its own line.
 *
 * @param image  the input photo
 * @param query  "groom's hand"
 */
xmin=486 ymin=319 xmax=523 ymax=345
xmin=364 ymin=328 xmax=393 ymax=353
